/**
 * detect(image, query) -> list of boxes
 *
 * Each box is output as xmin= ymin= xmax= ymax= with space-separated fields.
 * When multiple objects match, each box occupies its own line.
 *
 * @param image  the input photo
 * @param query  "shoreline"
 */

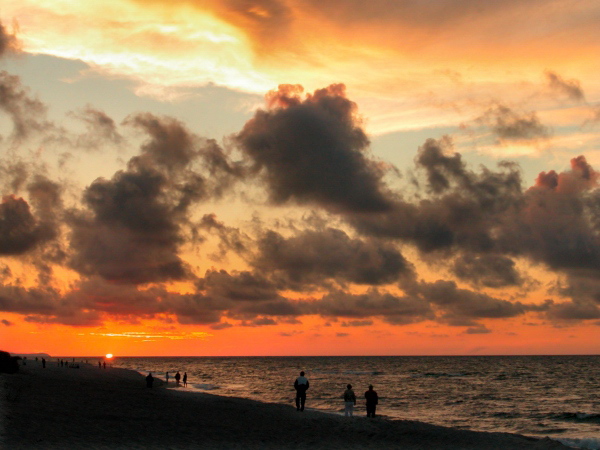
xmin=1 ymin=363 xmax=572 ymax=449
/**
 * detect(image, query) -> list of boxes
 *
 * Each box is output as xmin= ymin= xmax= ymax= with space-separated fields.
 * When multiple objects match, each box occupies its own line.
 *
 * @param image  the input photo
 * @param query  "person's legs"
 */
xmin=300 ymin=392 xmax=306 ymax=411
xmin=296 ymin=394 xmax=301 ymax=411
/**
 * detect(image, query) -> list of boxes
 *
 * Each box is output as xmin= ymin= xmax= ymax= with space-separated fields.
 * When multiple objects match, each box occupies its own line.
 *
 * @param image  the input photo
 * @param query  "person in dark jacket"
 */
xmin=146 ymin=372 xmax=154 ymax=388
xmin=294 ymin=371 xmax=309 ymax=411
xmin=365 ymin=384 xmax=378 ymax=417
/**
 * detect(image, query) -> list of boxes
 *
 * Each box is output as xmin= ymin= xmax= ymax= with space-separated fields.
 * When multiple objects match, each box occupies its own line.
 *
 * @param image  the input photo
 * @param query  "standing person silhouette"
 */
xmin=166 ymin=372 xmax=169 ymax=384
xmin=146 ymin=372 xmax=154 ymax=388
xmin=175 ymin=371 xmax=181 ymax=385
xmin=365 ymin=385 xmax=378 ymax=418
xmin=294 ymin=371 xmax=309 ymax=411
xmin=183 ymin=372 xmax=187 ymax=387
xmin=343 ymin=384 xmax=356 ymax=417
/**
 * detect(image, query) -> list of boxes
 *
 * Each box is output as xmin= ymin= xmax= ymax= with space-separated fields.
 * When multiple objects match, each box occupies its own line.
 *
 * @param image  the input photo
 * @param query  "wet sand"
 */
xmin=1 ymin=362 xmax=571 ymax=449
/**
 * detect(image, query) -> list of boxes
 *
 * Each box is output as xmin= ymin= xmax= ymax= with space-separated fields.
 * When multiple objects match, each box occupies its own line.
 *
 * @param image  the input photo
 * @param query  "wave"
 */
xmin=557 ymin=437 xmax=600 ymax=450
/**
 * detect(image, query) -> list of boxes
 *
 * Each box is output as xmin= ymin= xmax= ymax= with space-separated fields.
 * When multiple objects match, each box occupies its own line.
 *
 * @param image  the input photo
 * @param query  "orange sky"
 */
xmin=1 ymin=0 xmax=600 ymax=356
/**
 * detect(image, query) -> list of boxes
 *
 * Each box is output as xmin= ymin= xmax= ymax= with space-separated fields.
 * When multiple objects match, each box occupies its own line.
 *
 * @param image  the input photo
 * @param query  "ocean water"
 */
xmin=110 ymin=355 xmax=600 ymax=449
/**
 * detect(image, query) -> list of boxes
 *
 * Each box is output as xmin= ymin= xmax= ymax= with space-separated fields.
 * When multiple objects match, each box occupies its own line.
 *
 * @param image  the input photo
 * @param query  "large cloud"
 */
xmin=236 ymin=84 xmax=393 ymax=213
xmin=0 ymin=175 xmax=62 ymax=256
xmin=252 ymin=227 xmax=413 ymax=288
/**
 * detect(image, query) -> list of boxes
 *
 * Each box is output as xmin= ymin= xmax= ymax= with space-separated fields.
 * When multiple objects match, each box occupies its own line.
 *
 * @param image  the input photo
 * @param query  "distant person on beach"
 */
xmin=98 ymin=361 xmax=101 ymax=369
xmin=103 ymin=361 xmax=106 ymax=369
xmin=146 ymin=372 xmax=154 ymax=388
xmin=343 ymin=384 xmax=356 ymax=417
xmin=175 ymin=371 xmax=181 ymax=385
xmin=365 ymin=385 xmax=378 ymax=418
xmin=183 ymin=372 xmax=187 ymax=387
xmin=166 ymin=372 xmax=169 ymax=384
xmin=294 ymin=371 xmax=309 ymax=411
xmin=42 ymin=358 xmax=46 ymax=368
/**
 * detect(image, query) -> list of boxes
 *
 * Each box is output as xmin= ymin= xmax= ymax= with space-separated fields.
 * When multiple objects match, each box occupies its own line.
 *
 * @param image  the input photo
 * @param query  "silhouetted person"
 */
xmin=166 ymin=372 xmax=169 ymax=384
xmin=103 ymin=361 xmax=106 ymax=369
xmin=294 ymin=371 xmax=309 ymax=411
xmin=175 ymin=371 xmax=181 ymax=385
xmin=183 ymin=372 xmax=187 ymax=387
xmin=365 ymin=385 xmax=378 ymax=418
xmin=98 ymin=361 xmax=101 ymax=369
xmin=42 ymin=358 xmax=46 ymax=368
xmin=146 ymin=372 xmax=154 ymax=388
xmin=343 ymin=384 xmax=356 ymax=417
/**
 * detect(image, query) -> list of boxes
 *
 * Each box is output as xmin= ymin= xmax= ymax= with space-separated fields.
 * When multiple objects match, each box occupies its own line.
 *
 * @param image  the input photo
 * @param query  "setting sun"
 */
xmin=105 ymin=354 xmax=113 ymax=359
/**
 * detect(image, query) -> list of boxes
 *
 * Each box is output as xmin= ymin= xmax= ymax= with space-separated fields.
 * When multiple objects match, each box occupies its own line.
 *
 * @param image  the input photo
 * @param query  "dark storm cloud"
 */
xmin=310 ymin=289 xmax=433 ymax=325
xmin=0 ymin=194 xmax=57 ymax=255
xmin=351 ymin=138 xmax=523 ymax=254
xmin=452 ymin=254 xmax=523 ymax=288
xmin=236 ymin=84 xmax=393 ymax=213
xmin=545 ymin=70 xmax=585 ymax=102
xmin=0 ymin=284 xmax=60 ymax=315
xmin=66 ymin=112 xmax=247 ymax=285
xmin=503 ymin=155 xmax=600 ymax=273
xmin=198 ymin=269 xmax=280 ymax=302
xmin=546 ymin=301 xmax=600 ymax=321
xmin=252 ymin=227 xmax=413 ymax=287
xmin=67 ymin=166 xmax=190 ymax=284
xmin=417 ymin=280 xmax=534 ymax=322
xmin=480 ymin=105 xmax=550 ymax=141
xmin=0 ymin=71 xmax=51 ymax=141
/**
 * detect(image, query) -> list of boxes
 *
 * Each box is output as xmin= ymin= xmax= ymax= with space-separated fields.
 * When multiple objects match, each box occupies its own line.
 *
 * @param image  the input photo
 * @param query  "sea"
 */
xmin=106 ymin=355 xmax=600 ymax=449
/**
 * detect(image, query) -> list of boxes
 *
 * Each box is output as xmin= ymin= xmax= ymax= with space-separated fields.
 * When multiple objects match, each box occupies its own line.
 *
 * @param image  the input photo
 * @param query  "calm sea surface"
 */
xmin=108 ymin=355 xmax=600 ymax=449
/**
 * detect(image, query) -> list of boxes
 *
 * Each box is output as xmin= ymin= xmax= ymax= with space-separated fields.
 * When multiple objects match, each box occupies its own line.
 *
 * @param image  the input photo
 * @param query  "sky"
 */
xmin=1 ymin=0 xmax=600 ymax=356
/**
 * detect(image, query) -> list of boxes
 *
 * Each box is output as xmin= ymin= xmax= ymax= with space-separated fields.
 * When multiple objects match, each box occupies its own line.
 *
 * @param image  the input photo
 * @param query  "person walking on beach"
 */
xmin=294 ymin=371 xmax=309 ymax=411
xmin=175 ymin=371 xmax=181 ymax=385
xmin=365 ymin=385 xmax=378 ymax=418
xmin=146 ymin=372 xmax=154 ymax=388
xmin=42 ymin=357 xmax=46 ymax=368
xmin=343 ymin=384 xmax=356 ymax=417
xmin=183 ymin=372 xmax=187 ymax=387
xmin=166 ymin=372 xmax=169 ymax=384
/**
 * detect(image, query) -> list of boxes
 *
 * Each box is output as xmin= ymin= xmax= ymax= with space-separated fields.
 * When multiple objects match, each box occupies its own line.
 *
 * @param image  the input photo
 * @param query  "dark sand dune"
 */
xmin=1 ymin=363 xmax=571 ymax=449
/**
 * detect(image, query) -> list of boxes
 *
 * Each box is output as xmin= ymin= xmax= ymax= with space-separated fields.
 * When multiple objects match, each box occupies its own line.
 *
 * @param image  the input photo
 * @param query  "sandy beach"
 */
xmin=1 ymin=362 xmax=571 ymax=449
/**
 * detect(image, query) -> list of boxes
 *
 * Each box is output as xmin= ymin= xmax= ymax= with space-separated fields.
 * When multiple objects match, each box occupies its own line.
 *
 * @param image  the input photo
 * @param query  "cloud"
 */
xmin=341 ymin=320 xmax=373 ymax=327
xmin=236 ymin=84 xmax=393 ymax=213
xmin=0 ymin=20 xmax=19 ymax=57
xmin=452 ymin=254 xmax=523 ymax=288
xmin=479 ymin=105 xmax=550 ymax=142
xmin=545 ymin=70 xmax=585 ymax=102
xmin=310 ymin=289 xmax=433 ymax=325
xmin=251 ymin=227 xmax=413 ymax=288
xmin=0 ymin=193 xmax=58 ymax=255
xmin=464 ymin=325 xmax=492 ymax=334
xmin=70 ymin=106 xmax=123 ymax=148
xmin=0 ymin=71 xmax=52 ymax=141
xmin=65 ymin=113 xmax=243 ymax=284
xmin=418 ymin=280 xmax=535 ymax=323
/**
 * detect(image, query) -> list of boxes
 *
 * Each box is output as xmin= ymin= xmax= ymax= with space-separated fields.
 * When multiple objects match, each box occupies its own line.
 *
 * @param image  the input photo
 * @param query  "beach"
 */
xmin=1 ymin=362 xmax=571 ymax=449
